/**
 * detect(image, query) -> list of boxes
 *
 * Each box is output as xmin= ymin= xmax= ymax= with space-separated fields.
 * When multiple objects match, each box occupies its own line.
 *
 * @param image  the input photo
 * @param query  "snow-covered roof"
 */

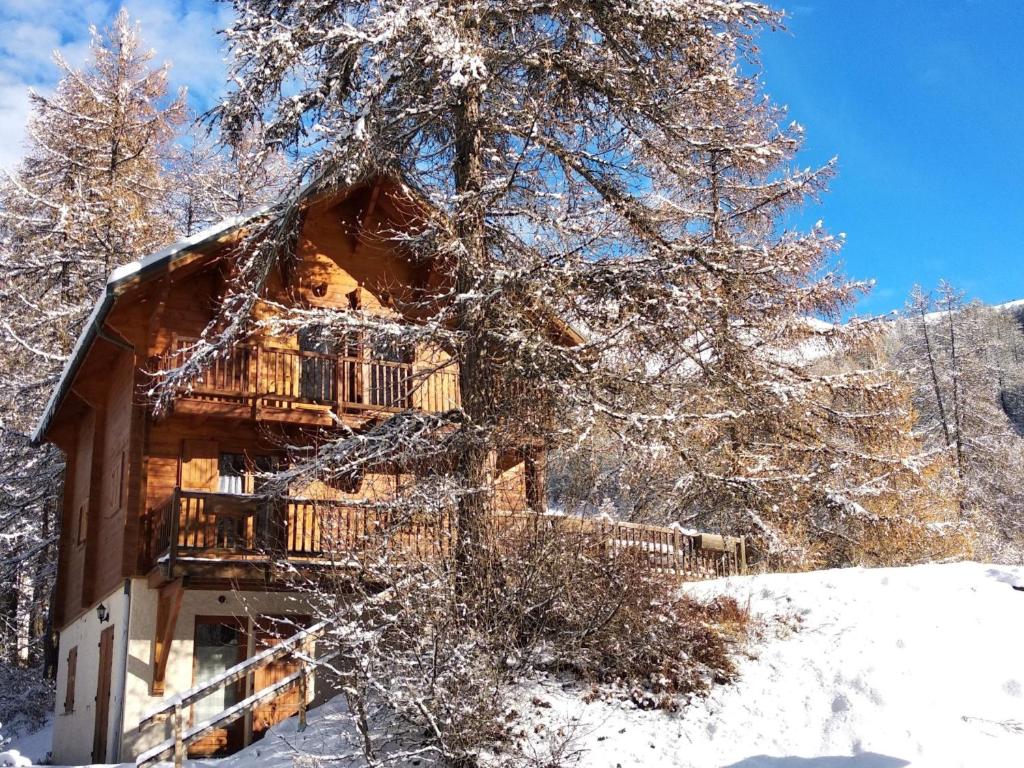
xmin=32 ymin=204 xmax=273 ymax=443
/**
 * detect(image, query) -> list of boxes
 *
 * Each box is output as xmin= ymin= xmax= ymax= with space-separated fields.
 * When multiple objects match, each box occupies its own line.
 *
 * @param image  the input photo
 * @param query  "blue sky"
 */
xmin=1 ymin=1 xmax=1021 ymax=315
xmin=759 ymin=1 xmax=1024 ymax=315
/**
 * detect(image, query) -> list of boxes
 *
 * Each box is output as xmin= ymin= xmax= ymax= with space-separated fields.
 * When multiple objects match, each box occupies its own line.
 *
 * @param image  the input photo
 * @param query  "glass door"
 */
xmin=190 ymin=618 xmax=246 ymax=757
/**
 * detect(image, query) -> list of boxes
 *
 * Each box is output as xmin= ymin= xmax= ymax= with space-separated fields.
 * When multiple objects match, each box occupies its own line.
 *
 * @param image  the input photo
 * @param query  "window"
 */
xmin=218 ymin=454 xmax=246 ymax=495
xmin=251 ymin=455 xmax=278 ymax=494
xmin=218 ymin=453 xmax=279 ymax=495
xmin=76 ymin=505 xmax=87 ymax=546
xmin=64 ymin=646 xmax=77 ymax=713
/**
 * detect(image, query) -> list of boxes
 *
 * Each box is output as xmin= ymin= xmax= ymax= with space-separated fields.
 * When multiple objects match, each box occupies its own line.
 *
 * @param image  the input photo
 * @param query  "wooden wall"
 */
xmin=52 ymin=346 xmax=137 ymax=627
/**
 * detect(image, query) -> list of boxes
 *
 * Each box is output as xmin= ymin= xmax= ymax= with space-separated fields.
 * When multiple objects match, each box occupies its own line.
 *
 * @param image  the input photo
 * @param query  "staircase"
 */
xmin=136 ymin=620 xmax=336 ymax=768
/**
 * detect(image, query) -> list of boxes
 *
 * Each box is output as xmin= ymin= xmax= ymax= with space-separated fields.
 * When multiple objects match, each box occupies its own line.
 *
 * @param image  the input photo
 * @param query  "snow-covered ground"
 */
xmin=519 ymin=562 xmax=1024 ymax=768
xmin=9 ymin=562 xmax=1023 ymax=767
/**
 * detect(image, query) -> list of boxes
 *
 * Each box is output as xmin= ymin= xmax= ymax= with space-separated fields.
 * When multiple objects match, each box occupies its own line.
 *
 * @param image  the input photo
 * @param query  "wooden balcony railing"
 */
xmin=159 ymin=340 xmax=460 ymax=417
xmin=144 ymin=489 xmax=745 ymax=581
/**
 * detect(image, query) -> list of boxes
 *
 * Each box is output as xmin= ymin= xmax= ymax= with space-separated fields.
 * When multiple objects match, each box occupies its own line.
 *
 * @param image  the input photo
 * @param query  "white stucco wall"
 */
xmin=52 ymin=582 xmax=130 ymax=766
xmin=122 ymin=580 xmax=318 ymax=760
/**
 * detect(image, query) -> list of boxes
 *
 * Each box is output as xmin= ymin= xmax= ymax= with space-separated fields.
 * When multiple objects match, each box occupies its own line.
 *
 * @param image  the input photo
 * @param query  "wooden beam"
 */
xmin=145 ymin=274 xmax=172 ymax=354
xmin=348 ymin=182 xmax=382 ymax=254
xmin=151 ymin=577 xmax=184 ymax=696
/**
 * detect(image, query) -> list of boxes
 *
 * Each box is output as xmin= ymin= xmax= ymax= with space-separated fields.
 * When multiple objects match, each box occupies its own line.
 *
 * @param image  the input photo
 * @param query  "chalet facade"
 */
xmin=33 ymin=179 xmax=537 ymax=764
xmin=37 ymin=178 xmax=745 ymax=765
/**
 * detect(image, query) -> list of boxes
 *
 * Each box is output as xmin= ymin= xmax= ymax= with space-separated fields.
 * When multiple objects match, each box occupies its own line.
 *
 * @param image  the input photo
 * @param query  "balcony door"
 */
xmin=298 ymin=325 xmax=338 ymax=404
xmin=368 ymin=338 xmax=413 ymax=408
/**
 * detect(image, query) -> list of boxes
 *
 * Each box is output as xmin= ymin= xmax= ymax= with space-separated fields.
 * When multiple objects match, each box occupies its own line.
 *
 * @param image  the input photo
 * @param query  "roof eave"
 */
xmin=31 ymin=203 xmax=274 ymax=445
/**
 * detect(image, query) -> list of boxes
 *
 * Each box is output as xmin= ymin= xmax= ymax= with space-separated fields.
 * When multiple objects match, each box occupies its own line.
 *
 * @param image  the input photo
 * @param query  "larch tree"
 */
xmin=157 ymin=0 xmax=874 ymax=575
xmin=166 ymin=123 xmax=291 ymax=237
xmin=0 ymin=9 xmax=184 ymax=681
xmin=144 ymin=1 xmax=955 ymax=755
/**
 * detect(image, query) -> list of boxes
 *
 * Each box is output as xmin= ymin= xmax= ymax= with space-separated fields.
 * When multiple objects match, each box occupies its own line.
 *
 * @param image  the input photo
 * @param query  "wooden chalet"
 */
xmin=36 ymin=178 xmax=746 ymax=765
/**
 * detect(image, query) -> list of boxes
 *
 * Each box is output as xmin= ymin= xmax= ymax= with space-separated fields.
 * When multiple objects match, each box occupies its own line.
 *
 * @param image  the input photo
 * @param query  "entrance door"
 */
xmin=189 ymin=618 xmax=247 ymax=757
xmin=92 ymin=625 xmax=115 ymax=763
xmin=251 ymin=616 xmax=311 ymax=741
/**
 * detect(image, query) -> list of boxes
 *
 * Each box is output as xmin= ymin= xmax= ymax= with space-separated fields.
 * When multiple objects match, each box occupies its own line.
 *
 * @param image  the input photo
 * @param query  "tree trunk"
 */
xmin=945 ymin=306 xmax=967 ymax=496
xmin=917 ymin=306 xmax=954 ymax=450
xmin=452 ymin=74 xmax=492 ymax=594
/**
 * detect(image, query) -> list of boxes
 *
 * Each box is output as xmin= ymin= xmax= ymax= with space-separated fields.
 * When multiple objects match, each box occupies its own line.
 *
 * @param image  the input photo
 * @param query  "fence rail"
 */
xmin=159 ymin=340 xmax=460 ymax=416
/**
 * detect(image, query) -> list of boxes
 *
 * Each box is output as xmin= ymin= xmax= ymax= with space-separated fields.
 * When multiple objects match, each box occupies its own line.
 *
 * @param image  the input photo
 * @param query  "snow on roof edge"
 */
xmin=32 ymin=203 xmax=274 ymax=444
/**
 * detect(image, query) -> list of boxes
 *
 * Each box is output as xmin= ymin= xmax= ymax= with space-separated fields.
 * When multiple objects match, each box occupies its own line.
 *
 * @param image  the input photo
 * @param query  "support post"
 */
xmin=297 ymin=661 xmax=309 ymax=732
xmin=152 ymin=577 xmax=184 ymax=696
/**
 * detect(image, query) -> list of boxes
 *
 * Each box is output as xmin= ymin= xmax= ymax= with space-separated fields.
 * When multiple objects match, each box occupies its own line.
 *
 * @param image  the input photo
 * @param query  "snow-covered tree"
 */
xmin=895 ymin=283 xmax=1024 ymax=561
xmin=0 ymin=8 xmax=185 ymax=425
xmin=146 ymin=0 xmax=940 ymax=758
xmin=158 ymin=0 xmax=898 ymax=569
xmin=166 ymin=123 xmax=290 ymax=237
xmin=0 ymin=9 xmax=185 ymax=674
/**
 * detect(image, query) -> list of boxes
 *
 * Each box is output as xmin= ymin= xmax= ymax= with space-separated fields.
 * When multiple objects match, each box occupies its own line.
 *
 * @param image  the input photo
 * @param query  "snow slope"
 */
xmin=11 ymin=562 xmax=1023 ymax=767
xmin=519 ymin=562 xmax=1024 ymax=768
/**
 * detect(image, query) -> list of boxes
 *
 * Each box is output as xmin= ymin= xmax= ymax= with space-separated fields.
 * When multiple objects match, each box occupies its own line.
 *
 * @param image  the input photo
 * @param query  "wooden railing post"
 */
xmin=251 ymin=345 xmax=261 ymax=418
xmin=172 ymin=702 xmax=184 ymax=768
xmin=297 ymin=660 xmax=310 ymax=732
xmin=335 ymin=356 xmax=345 ymax=415
xmin=166 ymin=487 xmax=180 ymax=580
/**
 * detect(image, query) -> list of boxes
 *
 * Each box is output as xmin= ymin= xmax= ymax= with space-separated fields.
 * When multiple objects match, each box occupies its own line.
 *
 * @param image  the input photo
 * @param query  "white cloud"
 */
xmin=0 ymin=0 xmax=232 ymax=171
xmin=0 ymin=78 xmax=32 ymax=171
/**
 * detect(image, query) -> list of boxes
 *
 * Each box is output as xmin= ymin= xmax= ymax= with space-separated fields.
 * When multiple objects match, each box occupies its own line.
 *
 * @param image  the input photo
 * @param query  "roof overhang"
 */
xmin=32 ymin=204 xmax=273 ymax=444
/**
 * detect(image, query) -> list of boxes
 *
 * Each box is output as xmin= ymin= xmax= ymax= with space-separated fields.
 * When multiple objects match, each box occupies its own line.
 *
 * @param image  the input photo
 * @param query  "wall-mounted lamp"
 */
xmin=96 ymin=603 xmax=110 ymax=623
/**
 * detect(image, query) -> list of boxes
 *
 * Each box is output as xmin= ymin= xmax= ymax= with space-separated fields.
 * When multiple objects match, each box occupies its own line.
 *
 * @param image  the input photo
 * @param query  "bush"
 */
xmin=311 ymin=519 xmax=749 ymax=766
xmin=0 ymin=664 xmax=53 ymax=741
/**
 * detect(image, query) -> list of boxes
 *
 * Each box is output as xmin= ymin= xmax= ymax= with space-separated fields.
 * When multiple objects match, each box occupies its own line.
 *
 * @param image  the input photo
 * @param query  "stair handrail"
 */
xmin=138 ymin=617 xmax=333 ymax=729
xmin=135 ymin=647 xmax=338 ymax=768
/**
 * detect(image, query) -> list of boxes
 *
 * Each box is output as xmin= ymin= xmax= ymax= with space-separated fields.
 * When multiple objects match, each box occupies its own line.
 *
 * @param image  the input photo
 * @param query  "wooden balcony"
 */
xmin=143 ymin=488 xmax=746 ymax=584
xmin=158 ymin=341 xmax=460 ymax=425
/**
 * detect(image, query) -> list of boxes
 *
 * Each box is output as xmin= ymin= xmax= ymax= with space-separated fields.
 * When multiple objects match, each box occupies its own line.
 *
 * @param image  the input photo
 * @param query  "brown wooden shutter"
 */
xmin=64 ymin=646 xmax=77 ymax=713
xmin=181 ymin=439 xmax=219 ymax=491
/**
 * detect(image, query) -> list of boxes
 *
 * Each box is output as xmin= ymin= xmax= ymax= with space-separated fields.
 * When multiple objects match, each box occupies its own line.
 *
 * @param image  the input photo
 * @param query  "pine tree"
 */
xmin=0 ymin=9 xmax=184 ymax=676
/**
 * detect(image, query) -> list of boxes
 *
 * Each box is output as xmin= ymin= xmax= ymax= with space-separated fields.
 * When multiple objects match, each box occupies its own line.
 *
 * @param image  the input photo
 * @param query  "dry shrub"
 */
xmin=313 ymin=518 xmax=749 ymax=766
xmin=484 ymin=520 xmax=749 ymax=704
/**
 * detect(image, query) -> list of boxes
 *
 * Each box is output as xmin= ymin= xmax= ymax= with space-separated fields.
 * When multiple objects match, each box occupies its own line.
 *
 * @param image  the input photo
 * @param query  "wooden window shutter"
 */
xmin=181 ymin=439 xmax=219 ymax=491
xmin=64 ymin=646 xmax=77 ymax=713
